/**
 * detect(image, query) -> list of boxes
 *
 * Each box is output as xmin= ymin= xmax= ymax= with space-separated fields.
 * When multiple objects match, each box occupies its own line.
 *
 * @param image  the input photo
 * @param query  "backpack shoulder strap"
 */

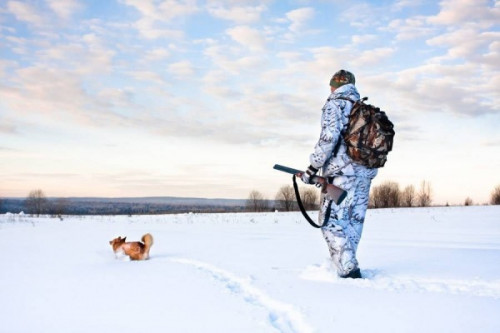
xmin=332 ymin=96 xmax=366 ymax=157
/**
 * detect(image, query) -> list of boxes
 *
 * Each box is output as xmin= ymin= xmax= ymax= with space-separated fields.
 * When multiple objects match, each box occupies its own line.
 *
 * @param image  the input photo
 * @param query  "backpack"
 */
xmin=337 ymin=97 xmax=395 ymax=168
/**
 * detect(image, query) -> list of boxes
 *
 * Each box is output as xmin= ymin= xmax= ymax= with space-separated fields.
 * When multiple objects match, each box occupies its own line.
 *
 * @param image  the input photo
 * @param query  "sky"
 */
xmin=0 ymin=0 xmax=499 ymax=205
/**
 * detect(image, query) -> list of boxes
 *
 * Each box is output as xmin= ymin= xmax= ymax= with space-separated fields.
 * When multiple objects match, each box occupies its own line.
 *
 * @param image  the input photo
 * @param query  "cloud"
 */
xmin=127 ymin=70 xmax=165 ymax=84
xmin=133 ymin=17 xmax=184 ymax=39
xmin=96 ymin=88 xmax=134 ymax=108
xmin=226 ymin=25 xmax=266 ymax=51
xmin=340 ymin=3 xmax=385 ymax=29
xmin=122 ymin=0 xmax=198 ymax=20
xmin=207 ymin=4 xmax=266 ymax=24
xmin=46 ymin=0 xmax=82 ymax=20
xmin=143 ymin=48 xmax=170 ymax=62
xmin=393 ymin=0 xmax=424 ymax=11
xmin=0 ymin=123 xmax=17 ymax=134
xmin=201 ymin=70 xmax=241 ymax=99
xmin=482 ymin=139 xmax=500 ymax=147
xmin=5 ymin=66 xmax=93 ymax=117
xmin=168 ymin=60 xmax=195 ymax=78
xmin=122 ymin=0 xmax=198 ymax=39
xmin=351 ymin=34 xmax=378 ymax=45
xmin=121 ymin=0 xmax=156 ymax=17
xmin=0 ymin=59 xmax=17 ymax=76
xmin=305 ymin=46 xmax=354 ymax=77
xmin=363 ymin=63 xmax=498 ymax=117
xmin=32 ymin=33 xmax=115 ymax=75
xmin=427 ymin=28 xmax=500 ymax=66
xmin=427 ymin=0 xmax=499 ymax=26
xmin=357 ymin=47 xmax=396 ymax=66
xmin=386 ymin=17 xmax=435 ymax=40
xmin=6 ymin=1 xmax=45 ymax=26
xmin=286 ymin=7 xmax=314 ymax=33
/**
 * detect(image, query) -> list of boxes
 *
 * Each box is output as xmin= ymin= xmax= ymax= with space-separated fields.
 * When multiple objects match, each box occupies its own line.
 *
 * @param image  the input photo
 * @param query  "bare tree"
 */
xmin=275 ymin=185 xmax=296 ymax=211
xmin=417 ymin=180 xmax=433 ymax=207
xmin=491 ymin=185 xmax=500 ymax=205
xmin=25 ymin=189 xmax=48 ymax=217
xmin=464 ymin=197 xmax=473 ymax=206
xmin=51 ymin=198 xmax=69 ymax=218
xmin=300 ymin=187 xmax=319 ymax=210
xmin=401 ymin=185 xmax=416 ymax=207
xmin=246 ymin=190 xmax=269 ymax=212
xmin=370 ymin=181 xmax=400 ymax=208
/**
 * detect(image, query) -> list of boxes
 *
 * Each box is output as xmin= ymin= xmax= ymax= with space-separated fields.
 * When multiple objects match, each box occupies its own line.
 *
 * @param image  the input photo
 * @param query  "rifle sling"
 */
xmin=292 ymin=175 xmax=326 ymax=228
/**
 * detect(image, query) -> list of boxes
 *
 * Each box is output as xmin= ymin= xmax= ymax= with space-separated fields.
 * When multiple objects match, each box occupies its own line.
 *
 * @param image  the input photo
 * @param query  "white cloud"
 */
xmin=46 ymin=0 xmax=82 ymax=20
xmin=122 ymin=0 xmax=157 ymax=17
xmin=122 ymin=0 xmax=198 ymax=39
xmin=133 ymin=17 xmax=184 ymax=39
xmin=286 ymin=7 xmax=314 ymax=33
xmin=201 ymin=70 xmax=240 ymax=99
xmin=143 ymin=48 xmax=170 ymax=62
xmin=226 ymin=25 xmax=266 ymax=51
xmin=306 ymin=46 xmax=353 ymax=77
xmin=386 ymin=16 xmax=435 ymax=40
xmin=0 ymin=59 xmax=17 ymax=76
xmin=96 ymin=88 xmax=134 ymax=108
xmin=0 ymin=123 xmax=17 ymax=134
xmin=128 ymin=70 xmax=165 ymax=84
xmin=168 ymin=60 xmax=195 ymax=78
xmin=157 ymin=0 xmax=199 ymax=20
xmin=7 ymin=1 xmax=45 ymax=26
xmin=33 ymin=34 xmax=115 ymax=75
xmin=4 ymin=66 xmax=90 ymax=119
xmin=393 ymin=0 xmax=424 ymax=11
xmin=425 ymin=27 xmax=500 ymax=74
xmin=207 ymin=4 xmax=266 ymax=24
xmin=351 ymin=34 xmax=378 ymax=45
xmin=428 ymin=0 xmax=499 ymax=26
xmin=357 ymin=47 xmax=396 ymax=66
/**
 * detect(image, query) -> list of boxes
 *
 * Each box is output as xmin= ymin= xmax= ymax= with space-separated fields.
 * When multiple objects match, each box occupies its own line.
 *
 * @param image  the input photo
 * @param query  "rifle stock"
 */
xmin=273 ymin=164 xmax=347 ymax=205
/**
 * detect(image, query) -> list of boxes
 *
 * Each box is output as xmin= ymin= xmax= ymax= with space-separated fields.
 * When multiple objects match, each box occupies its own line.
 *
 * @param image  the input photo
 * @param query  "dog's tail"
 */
xmin=142 ymin=233 xmax=154 ymax=258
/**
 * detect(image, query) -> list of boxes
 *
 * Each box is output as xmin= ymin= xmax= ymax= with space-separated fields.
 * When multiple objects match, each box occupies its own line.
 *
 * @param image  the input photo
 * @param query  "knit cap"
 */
xmin=330 ymin=70 xmax=355 ymax=88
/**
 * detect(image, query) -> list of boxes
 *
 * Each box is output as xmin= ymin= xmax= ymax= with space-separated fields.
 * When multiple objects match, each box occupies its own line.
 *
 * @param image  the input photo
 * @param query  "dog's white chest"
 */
xmin=114 ymin=248 xmax=130 ymax=261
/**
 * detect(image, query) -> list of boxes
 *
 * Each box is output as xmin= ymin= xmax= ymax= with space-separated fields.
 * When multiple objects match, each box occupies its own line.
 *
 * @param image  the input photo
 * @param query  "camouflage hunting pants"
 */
xmin=319 ymin=171 xmax=374 ymax=277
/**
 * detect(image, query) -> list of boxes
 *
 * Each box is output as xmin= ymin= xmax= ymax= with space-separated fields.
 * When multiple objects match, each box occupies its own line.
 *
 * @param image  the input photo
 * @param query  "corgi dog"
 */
xmin=109 ymin=233 xmax=153 ymax=260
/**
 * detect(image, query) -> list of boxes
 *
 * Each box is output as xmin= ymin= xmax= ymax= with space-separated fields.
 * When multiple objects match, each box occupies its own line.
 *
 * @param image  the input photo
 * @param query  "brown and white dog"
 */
xmin=109 ymin=233 xmax=153 ymax=260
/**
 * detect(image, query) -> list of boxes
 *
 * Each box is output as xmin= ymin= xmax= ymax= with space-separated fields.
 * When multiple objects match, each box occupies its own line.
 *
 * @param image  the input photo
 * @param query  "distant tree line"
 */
xmin=1 ymin=184 xmax=500 ymax=216
xmin=369 ymin=182 xmax=500 ymax=208
xmin=369 ymin=180 xmax=434 ymax=208
xmin=243 ymin=183 xmax=500 ymax=212
xmin=1 ymin=189 xmax=247 ymax=216
xmin=244 ymin=185 xmax=319 ymax=212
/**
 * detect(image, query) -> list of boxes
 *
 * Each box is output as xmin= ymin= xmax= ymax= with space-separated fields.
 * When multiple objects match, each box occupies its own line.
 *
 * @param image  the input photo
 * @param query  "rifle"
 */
xmin=273 ymin=164 xmax=347 ymax=205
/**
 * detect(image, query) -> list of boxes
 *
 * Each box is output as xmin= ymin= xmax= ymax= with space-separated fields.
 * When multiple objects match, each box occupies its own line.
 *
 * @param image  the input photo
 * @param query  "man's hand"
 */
xmin=299 ymin=165 xmax=318 ymax=184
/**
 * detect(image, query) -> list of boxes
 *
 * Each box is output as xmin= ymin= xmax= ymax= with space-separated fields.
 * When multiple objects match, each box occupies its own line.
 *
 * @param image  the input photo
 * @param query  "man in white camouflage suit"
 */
xmin=301 ymin=69 xmax=377 ymax=279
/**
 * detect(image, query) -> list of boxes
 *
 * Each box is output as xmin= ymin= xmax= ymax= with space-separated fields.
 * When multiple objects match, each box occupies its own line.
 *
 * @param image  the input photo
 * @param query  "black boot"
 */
xmin=341 ymin=268 xmax=362 ymax=279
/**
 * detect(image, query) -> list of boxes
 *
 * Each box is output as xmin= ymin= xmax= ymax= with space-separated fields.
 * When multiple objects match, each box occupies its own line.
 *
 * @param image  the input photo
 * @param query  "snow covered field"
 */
xmin=1 ymin=206 xmax=499 ymax=333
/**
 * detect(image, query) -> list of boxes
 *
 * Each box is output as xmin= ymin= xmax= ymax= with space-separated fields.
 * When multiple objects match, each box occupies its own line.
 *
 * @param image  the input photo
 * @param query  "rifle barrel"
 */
xmin=273 ymin=164 xmax=302 ymax=175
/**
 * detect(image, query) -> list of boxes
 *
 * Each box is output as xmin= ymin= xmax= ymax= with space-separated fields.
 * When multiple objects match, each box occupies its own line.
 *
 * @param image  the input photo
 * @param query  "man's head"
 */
xmin=330 ymin=70 xmax=355 ymax=89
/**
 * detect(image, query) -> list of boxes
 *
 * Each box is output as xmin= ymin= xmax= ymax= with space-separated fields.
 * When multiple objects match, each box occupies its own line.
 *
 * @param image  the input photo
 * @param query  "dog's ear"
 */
xmin=122 ymin=237 xmax=127 ymax=241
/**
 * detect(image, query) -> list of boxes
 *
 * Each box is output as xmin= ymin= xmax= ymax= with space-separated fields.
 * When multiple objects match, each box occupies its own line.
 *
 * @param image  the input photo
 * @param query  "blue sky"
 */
xmin=1 ymin=0 xmax=499 ymax=205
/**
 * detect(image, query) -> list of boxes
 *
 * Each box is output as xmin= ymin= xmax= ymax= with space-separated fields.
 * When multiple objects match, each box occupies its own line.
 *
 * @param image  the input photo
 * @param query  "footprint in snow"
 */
xmin=171 ymin=257 xmax=315 ymax=333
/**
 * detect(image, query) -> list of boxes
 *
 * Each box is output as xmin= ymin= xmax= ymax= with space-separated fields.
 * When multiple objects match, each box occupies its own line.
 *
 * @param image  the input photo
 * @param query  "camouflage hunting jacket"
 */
xmin=309 ymin=84 xmax=378 ymax=179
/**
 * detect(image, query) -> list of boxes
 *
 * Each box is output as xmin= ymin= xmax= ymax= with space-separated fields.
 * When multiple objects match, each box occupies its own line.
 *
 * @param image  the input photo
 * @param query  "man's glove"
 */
xmin=300 ymin=165 xmax=319 ymax=184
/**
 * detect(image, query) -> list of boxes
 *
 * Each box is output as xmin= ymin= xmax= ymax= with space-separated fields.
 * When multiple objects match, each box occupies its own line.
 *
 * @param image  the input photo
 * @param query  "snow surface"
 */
xmin=1 ymin=206 xmax=499 ymax=333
